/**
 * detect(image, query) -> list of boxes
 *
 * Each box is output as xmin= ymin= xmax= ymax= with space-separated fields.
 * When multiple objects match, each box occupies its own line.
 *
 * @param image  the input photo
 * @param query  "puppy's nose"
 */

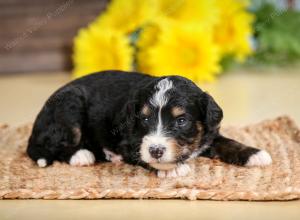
xmin=149 ymin=144 xmax=166 ymax=159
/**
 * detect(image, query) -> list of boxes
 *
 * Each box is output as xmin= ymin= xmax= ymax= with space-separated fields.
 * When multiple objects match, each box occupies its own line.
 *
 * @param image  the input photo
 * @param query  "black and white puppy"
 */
xmin=27 ymin=70 xmax=272 ymax=177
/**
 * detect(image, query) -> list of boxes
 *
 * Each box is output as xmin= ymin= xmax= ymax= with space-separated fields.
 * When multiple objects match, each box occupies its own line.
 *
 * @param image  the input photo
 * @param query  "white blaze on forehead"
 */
xmin=150 ymin=78 xmax=173 ymax=107
xmin=140 ymin=78 xmax=174 ymax=163
xmin=149 ymin=78 xmax=173 ymax=135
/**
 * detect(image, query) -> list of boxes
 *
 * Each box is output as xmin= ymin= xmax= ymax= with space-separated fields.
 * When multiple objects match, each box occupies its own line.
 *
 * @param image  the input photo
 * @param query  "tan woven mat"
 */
xmin=1 ymin=116 xmax=300 ymax=200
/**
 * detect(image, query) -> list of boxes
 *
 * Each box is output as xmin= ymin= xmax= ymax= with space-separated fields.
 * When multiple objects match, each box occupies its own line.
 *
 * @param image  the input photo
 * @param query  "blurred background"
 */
xmin=0 ymin=0 xmax=300 ymax=125
xmin=1 ymin=2 xmax=300 ymax=218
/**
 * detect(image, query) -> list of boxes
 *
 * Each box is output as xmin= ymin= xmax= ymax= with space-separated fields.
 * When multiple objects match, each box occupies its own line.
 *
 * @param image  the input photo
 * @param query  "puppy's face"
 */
xmin=139 ymin=104 xmax=202 ymax=165
xmin=125 ymin=76 xmax=223 ymax=168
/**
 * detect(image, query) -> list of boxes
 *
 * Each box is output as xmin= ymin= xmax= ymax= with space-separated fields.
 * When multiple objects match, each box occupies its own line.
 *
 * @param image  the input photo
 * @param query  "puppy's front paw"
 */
xmin=69 ymin=149 xmax=95 ymax=166
xmin=157 ymin=164 xmax=191 ymax=178
xmin=103 ymin=148 xmax=123 ymax=164
xmin=246 ymin=150 xmax=272 ymax=167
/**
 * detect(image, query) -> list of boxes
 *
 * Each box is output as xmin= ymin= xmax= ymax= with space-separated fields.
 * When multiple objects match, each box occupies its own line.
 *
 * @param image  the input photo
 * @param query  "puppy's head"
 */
xmin=123 ymin=76 xmax=223 ymax=169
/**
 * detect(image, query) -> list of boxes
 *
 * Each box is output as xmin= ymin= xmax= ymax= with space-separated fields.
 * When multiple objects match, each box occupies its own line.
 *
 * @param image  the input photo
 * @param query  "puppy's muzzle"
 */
xmin=149 ymin=144 xmax=166 ymax=159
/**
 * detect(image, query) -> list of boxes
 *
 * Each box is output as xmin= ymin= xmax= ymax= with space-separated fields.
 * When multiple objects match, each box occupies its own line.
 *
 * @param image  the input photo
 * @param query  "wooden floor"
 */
xmin=0 ymin=69 xmax=300 ymax=220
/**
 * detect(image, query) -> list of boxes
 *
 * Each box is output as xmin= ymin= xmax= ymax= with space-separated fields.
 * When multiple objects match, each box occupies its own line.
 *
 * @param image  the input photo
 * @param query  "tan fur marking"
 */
xmin=171 ymin=107 xmax=185 ymax=117
xmin=168 ymin=138 xmax=182 ymax=160
xmin=189 ymin=122 xmax=204 ymax=151
xmin=141 ymin=105 xmax=151 ymax=116
xmin=162 ymin=122 xmax=204 ymax=162
xmin=181 ymin=122 xmax=203 ymax=156
xmin=196 ymin=122 xmax=203 ymax=134
xmin=72 ymin=127 xmax=81 ymax=145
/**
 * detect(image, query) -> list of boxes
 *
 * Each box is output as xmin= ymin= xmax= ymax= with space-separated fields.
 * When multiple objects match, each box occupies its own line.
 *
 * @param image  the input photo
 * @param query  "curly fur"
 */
xmin=27 ymin=70 xmax=271 ymax=175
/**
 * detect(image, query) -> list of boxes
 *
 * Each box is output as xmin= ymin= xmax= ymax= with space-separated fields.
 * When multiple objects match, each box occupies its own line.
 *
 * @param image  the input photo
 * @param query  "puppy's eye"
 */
xmin=142 ymin=116 xmax=150 ymax=123
xmin=176 ymin=117 xmax=187 ymax=127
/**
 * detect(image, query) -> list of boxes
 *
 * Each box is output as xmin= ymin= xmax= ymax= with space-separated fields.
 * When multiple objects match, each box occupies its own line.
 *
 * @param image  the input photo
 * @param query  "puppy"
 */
xmin=27 ymin=70 xmax=272 ymax=177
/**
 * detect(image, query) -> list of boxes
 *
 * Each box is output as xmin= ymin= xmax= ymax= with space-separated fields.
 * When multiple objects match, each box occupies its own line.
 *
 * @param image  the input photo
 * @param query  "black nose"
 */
xmin=149 ymin=144 xmax=166 ymax=159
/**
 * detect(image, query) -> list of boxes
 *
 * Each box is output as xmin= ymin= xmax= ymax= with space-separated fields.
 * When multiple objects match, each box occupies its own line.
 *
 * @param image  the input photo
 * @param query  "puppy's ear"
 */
xmin=117 ymin=92 xmax=139 ymax=137
xmin=198 ymin=92 xmax=223 ymax=133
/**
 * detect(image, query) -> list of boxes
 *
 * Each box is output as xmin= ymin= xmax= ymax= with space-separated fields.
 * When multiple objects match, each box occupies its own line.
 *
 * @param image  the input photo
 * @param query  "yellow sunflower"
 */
xmin=136 ymin=20 xmax=165 ymax=73
xmin=214 ymin=0 xmax=254 ymax=61
xmin=154 ymin=0 xmax=219 ymax=28
xmin=93 ymin=0 xmax=157 ymax=34
xmin=72 ymin=25 xmax=133 ymax=78
xmin=137 ymin=22 xmax=221 ymax=82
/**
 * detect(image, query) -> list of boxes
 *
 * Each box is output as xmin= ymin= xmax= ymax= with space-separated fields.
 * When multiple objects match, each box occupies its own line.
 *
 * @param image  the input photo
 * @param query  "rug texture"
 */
xmin=0 ymin=116 xmax=300 ymax=200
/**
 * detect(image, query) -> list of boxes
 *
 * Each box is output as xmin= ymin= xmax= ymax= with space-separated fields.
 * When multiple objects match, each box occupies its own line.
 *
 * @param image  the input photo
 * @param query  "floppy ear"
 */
xmin=115 ymin=78 xmax=156 ymax=137
xmin=198 ymin=92 xmax=223 ymax=134
xmin=116 ymin=92 xmax=139 ymax=137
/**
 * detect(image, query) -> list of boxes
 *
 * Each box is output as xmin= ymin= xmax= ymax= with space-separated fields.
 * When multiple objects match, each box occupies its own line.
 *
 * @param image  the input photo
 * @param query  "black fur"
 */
xmin=27 ymin=70 xmax=264 ymax=170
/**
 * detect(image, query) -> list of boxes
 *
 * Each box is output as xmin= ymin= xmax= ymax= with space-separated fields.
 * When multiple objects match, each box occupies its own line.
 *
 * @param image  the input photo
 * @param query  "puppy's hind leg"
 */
xmin=27 ymin=88 xmax=87 ymax=167
xmin=206 ymin=135 xmax=272 ymax=167
xmin=27 ymin=142 xmax=54 ymax=167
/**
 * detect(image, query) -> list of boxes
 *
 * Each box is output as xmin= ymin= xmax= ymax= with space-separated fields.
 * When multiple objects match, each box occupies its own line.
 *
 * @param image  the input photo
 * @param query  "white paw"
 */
xmin=246 ymin=150 xmax=272 ymax=167
xmin=103 ymin=148 xmax=123 ymax=164
xmin=157 ymin=164 xmax=191 ymax=178
xmin=69 ymin=149 xmax=95 ymax=166
xmin=37 ymin=158 xmax=47 ymax=168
